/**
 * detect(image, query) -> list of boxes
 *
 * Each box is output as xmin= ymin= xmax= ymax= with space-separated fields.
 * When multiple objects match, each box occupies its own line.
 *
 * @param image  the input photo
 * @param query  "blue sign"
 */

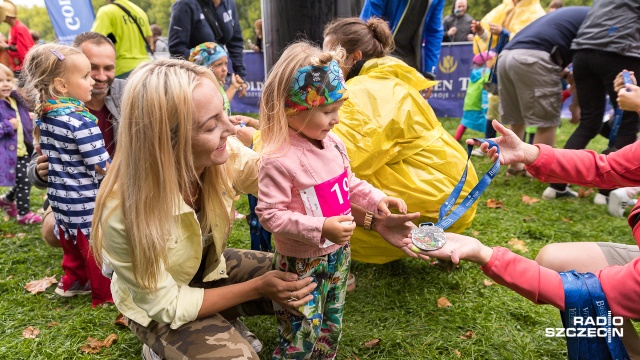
xmin=430 ymin=42 xmax=473 ymax=118
xmin=228 ymin=51 xmax=265 ymax=114
xmin=44 ymin=0 xmax=95 ymax=45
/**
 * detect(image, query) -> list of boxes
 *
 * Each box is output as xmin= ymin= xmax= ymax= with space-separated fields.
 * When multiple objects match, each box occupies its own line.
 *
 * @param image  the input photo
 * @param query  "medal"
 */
xmin=411 ymin=222 xmax=446 ymax=251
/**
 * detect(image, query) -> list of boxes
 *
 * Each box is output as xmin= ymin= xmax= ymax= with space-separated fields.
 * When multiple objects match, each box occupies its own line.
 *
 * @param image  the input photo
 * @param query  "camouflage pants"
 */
xmin=128 ymin=248 xmax=274 ymax=360
xmin=272 ymin=244 xmax=350 ymax=360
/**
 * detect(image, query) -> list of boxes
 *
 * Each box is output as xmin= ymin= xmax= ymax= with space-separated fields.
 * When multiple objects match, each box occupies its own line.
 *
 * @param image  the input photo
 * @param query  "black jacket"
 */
xmin=168 ymin=0 xmax=246 ymax=78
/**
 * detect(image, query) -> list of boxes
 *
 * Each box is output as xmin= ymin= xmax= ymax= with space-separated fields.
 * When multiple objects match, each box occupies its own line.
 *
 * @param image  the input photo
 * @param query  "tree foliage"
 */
xmin=17 ymin=0 xmax=594 ymax=45
xmin=445 ymin=0 xmax=594 ymax=21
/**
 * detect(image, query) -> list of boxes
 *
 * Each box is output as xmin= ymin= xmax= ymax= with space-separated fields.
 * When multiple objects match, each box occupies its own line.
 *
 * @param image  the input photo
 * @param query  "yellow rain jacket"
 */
xmin=335 ymin=56 xmax=479 ymax=264
xmin=472 ymin=0 xmax=545 ymax=53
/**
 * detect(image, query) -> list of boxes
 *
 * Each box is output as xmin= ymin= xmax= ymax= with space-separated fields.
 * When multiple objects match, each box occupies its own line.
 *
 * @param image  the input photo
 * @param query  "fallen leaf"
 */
xmin=522 ymin=217 xmax=532 ymax=222
xmin=521 ymin=195 xmax=540 ymax=205
xmin=351 ymin=355 xmax=360 ymax=360
xmin=3 ymin=215 xmax=8 ymax=221
xmin=460 ymin=330 xmax=476 ymax=339
xmin=22 ymin=326 xmax=40 ymax=339
xmin=15 ymin=233 xmax=26 ymax=238
xmin=454 ymin=349 xmax=462 ymax=358
xmin=364 ymin=338 xmax=381 ymax=348
xmin=80 ymin=334 xmax=118 ymax=354
xmin=4 ymin=233 xmax=14 ymax=238
xmin=114 ymin=313 xmax=127 ymax=327
xmin=6 ymin=275 xmax=13 ymax=280
xmin=24 ymin=276 xmax=58 ymax=294
xmin=472 ymin=230 xmax=480 ymax=236
xmin=578 ymin=188 xmax=595 ymax=198
xmin=483 ymin=279 xmax=494 ymax=286
xmin=48 ymin=322 xmax=58 ymax=328
xmin=507 ymin=238 xmax=528 ymax=253
xmin=437 ymin=297 xmax=453 ymax=308
xmin=486 ymin=199 xmax=503 ymax=208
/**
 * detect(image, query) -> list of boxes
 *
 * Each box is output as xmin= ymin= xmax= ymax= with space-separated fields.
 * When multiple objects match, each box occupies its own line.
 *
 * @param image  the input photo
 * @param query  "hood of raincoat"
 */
xmin=334 ymin=56 xmax=479 ymax=264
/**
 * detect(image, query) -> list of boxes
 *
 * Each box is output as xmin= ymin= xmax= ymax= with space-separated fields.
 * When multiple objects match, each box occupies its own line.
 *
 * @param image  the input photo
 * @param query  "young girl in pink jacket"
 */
xmin=255 ymin=42 xmax=407 ymax=359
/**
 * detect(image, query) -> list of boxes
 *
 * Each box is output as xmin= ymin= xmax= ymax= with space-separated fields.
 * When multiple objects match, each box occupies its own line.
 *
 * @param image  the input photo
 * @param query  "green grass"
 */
xmin=1 ymin=118 xmax=637 ymax=359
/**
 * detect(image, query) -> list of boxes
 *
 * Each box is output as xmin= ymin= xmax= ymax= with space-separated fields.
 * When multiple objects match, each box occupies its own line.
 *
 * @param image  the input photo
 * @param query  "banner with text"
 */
xmin=45 ymin=0 xmax=95 ymax=45
xmin=228 ymin=51 xmax=265 ymax=114
xmin=430 ymin=42 xmax=473 ymax=119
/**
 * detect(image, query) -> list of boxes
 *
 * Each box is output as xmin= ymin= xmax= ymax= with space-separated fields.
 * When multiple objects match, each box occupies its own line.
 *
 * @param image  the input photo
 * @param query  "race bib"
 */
xmin=300 ymin=169 xmax=351 ymax=248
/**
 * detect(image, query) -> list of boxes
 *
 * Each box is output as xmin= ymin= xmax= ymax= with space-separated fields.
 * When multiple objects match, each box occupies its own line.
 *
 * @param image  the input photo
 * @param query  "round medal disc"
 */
xmin=411 ymin=223 xmax=446 ymax=251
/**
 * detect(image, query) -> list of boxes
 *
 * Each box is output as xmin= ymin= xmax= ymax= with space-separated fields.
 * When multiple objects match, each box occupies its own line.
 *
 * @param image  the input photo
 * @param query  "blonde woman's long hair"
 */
xmin=259 ymin=41 xmax=345 ymax=157
xmin=92 ymin=59 xmax=232 ymax=290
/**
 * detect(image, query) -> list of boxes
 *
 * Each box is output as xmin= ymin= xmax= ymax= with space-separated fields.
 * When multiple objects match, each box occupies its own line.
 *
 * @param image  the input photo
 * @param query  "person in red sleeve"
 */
xmin=417 ymin=120 xmax=640 ymax=357
xmin=0 ymin=1 xmax=35 ymax=77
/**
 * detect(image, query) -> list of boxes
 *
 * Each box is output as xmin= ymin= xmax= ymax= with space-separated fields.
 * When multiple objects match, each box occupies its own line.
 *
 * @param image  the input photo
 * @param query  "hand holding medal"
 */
xmin=410 ymin=138 xmax=501 ymax=253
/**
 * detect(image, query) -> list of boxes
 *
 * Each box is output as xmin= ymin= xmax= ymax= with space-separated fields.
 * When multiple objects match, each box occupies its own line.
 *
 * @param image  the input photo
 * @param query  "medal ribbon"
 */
xmin=434 ymin=138 xmax=500 ymax=230
xmin=559 ymin=271 xmax=629 ymax=360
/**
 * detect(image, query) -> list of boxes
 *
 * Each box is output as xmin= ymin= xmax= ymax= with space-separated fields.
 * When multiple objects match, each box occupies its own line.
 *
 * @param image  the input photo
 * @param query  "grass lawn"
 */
xmin=1 ymin=118 xmax=637 ymax=359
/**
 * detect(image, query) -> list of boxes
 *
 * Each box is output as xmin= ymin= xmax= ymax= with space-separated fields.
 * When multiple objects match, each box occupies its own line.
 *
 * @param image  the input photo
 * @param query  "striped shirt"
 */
xmin=39 ymin=112 xmax=110 ymax=242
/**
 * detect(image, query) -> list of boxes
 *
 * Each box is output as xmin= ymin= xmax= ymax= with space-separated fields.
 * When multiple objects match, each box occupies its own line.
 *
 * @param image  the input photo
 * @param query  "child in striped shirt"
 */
xmin=22 ymin=44 xmax=113 ymax=307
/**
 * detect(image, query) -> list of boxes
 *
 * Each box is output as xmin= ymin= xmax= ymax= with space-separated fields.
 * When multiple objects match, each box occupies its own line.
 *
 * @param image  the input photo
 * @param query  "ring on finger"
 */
xmin=287 ymin=291 xmax=298 ymax=302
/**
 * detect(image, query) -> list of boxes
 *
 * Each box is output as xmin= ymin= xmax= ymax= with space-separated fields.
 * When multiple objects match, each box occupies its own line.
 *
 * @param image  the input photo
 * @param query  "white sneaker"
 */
xmin=593 ymin=193 xmax=608 ymax=205
xmin=470 ymin=148 xmax=486 ymax=157
xmin=608 ymin=188 xmax=631 ymax=217
xmin=230 ymin=318 xmax=263 ymax=353
xmin=542 ymin=186 xmax=578 ymax=200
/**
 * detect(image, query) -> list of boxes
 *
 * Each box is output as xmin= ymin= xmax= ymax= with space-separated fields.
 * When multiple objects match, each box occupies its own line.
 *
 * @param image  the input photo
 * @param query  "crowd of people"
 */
xmin=2 ymin=0 xmax=640 ymax=358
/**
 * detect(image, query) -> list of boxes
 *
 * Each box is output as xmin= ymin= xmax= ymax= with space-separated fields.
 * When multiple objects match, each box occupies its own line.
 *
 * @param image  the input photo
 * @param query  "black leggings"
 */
xmin=551 ymin=49 xmax=640 ymax=193
xmin=6 ymin=156 xmax=32 ymax=216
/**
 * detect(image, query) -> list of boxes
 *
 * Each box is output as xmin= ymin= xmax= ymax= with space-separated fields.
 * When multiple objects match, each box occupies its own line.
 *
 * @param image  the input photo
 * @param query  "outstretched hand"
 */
xmin=373 ymin=212 xmax=430 ymax=261
xmin=465 ymin=120 xmax=540 ymax=166
xmin=405 ymin=232 xmax=493 ymax=266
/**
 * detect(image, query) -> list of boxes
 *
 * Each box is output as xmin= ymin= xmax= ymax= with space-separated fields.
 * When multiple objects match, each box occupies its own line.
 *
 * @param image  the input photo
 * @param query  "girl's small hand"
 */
xmin=232 ymin=74 xmax=247 ymax=97
xmin=321 ymin=215 xmax=355 ymax=245
xmin=8 ymin=118 xmax=17 ymax=129
xmin=377 ymin=196 xmax=407 ymax=215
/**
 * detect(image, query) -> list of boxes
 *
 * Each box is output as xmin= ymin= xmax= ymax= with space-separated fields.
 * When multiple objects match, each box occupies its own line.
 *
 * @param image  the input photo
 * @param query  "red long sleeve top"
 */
xmin=481 ymin=143 xmax=640 ymax=319
xmin=7 ymin=20 xmax=35 ymax=72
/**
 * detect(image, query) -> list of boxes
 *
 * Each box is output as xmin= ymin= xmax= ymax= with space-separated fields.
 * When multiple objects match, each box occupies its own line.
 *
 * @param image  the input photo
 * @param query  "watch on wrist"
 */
xmin=363 ymin=211 xmax=374 ymax=231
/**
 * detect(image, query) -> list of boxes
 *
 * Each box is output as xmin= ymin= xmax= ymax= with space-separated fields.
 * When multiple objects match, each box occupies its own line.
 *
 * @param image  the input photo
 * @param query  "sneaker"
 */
xmin=0 ymin=195 xmax=18 ymax=218
xmin=17 ymin=211 xmax=42 ymax=225
xmin=229 ymin=318 xmax=263 ymax=353
xmin=142 ymin=344 xmax=162 ymax=360
xmin=54 ymin=280 xmax=91 ymax=297
xmin=593 ymin=193 xmax=609 ymax=205
xmin=346 ymin=272 xmax=356 ymax=292
xmin=470 ymin=148 xmax=486 ymax=157
xmin=608 ymin=188 xmax=631 ymax=217
xmin=542 ymin=186 xmax=578 ymax=200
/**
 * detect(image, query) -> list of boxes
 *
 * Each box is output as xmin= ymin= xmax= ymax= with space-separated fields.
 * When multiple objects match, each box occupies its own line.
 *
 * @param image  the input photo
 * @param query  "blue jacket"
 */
xmin=168 ymin=0 xmax=246 ymax=78
xmin=360 ymin=0 xmax=444 ymax=79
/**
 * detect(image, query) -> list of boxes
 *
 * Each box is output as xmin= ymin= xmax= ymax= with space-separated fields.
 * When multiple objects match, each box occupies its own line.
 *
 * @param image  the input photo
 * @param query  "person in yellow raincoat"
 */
xmin=471 ymin=0 xmax=545 ymax=140
xmin=323 ymin=17 xmax=479 ymax=264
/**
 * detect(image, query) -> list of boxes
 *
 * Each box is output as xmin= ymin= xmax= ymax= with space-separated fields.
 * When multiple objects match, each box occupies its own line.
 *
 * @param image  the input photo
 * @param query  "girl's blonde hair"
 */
xmin=259 ymin=41 xmax=345 ymax=157
xmin=92 ymin=59 xmax=232 ymax=290
xmin=0 ymin=63 xmax=13 ymax=79
xmin=21 ymin=43 xmax=83 ymax=120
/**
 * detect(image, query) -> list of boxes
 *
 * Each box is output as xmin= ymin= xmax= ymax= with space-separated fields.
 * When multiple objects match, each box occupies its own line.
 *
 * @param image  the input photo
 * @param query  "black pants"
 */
xmin=551 ymin=49 xmax=640 ymax=193
xmin=6 ymin=156 xmax=32 ymax=216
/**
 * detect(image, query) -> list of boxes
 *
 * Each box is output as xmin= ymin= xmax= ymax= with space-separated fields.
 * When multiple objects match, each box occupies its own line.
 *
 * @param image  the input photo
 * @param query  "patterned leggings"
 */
xmin=5 ymin=156 xmax=32 ymax=216
xmin=273 ymin=244 xmax=351 ymax=360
